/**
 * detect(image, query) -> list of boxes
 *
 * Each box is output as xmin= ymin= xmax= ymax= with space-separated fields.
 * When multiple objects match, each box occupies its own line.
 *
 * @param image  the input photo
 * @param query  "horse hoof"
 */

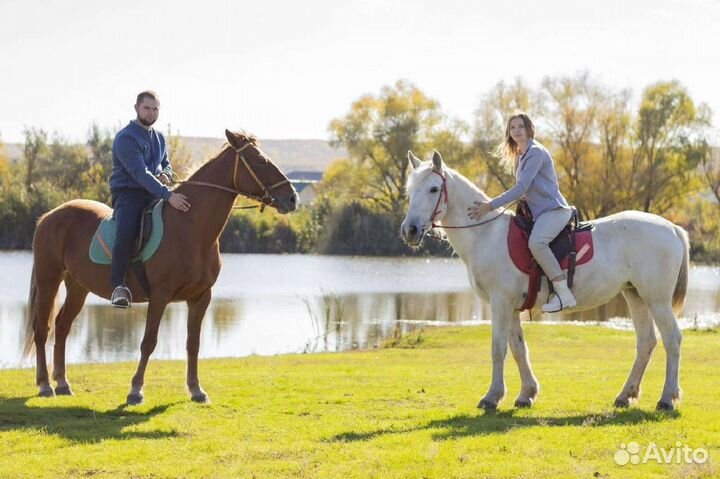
xmin=656 ymin=401 xmax=674 ymax=411
xmin=38 ymin=386 xmax=55 ymax=398
xmin=477 ymin=398 xmax=497 ymax=410
xmin=55 ymin=386 xmax=74 ymax=396
xmin=614 ymin=397 xmax=630 ymax=408
xmin=514 ymin=399 xmax=533 ymax=408
xmin=126 ymin=393 xmax=144 ymax=406
xmin=191 ymin=393 xmax=211 ymax=404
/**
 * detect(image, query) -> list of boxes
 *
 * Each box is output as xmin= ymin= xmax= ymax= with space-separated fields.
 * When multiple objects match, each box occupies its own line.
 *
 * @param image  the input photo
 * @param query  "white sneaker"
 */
xmin=541 ymin=279 xmax=577 ymax=313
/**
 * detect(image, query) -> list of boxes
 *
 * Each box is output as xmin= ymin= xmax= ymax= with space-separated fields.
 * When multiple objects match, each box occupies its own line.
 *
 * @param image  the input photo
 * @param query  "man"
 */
xmin=109 ymin=90 xmax=190 ymax=308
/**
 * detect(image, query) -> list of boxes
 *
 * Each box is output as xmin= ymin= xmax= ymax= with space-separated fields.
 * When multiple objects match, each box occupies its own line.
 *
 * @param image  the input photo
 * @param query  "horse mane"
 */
xmin=231 ymin=131 xmax=259 ymax=145
xmin=407 ymin=161 xmax=491 ymax=202
xmin=184 ymin=131 xmax=258 ymax=181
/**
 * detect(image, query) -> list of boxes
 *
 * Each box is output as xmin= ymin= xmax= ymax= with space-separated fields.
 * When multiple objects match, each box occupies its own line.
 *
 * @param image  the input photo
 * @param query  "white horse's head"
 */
xmin=401 ymin=150 xmax=447 ymax=247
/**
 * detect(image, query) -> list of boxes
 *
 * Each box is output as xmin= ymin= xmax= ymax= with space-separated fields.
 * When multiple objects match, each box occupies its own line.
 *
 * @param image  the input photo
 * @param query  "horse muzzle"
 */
xmin=274 ymin=192 xmax=299 ymax=214
xmin=401 ymin=220 xmax=426 ymax=247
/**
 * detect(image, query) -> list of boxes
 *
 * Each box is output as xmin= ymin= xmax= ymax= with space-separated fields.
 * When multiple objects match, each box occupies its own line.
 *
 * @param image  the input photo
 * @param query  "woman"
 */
xmin=467 ymin=113 xmax=576 ymax=312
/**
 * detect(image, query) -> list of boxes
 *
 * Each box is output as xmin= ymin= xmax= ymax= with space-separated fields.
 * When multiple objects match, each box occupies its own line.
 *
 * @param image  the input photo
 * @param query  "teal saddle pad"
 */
xmin=89 ymin=200 xmax=165 ymax=265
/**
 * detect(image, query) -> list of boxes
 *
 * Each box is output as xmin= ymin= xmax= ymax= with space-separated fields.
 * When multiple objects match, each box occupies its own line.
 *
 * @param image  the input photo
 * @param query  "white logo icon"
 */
xmin=614 ymin=442 xmax=708 ymax=466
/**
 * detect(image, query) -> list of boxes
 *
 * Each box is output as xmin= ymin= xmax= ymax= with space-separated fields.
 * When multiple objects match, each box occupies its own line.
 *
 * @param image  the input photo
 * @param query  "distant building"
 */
xmin=288 ymin=171 xmax=323 ymax=206
xmin=287 ymin=171 xmax=323 ymax=182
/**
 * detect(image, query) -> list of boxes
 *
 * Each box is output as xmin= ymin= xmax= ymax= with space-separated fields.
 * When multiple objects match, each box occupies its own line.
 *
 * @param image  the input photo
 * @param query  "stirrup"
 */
xmin=541 ymin=294 xmax=564 ymax=313
xmin=541 ymin=292 xmax=577 ymax=313
xmin=111 ymin=286 xmax=132 ymax=309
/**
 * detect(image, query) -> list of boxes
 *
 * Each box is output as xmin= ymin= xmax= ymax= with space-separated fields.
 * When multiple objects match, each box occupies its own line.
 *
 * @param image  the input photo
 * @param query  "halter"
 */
xmin=429 ymin=170 xmax=449 ymax=228
xmin=178 ymin=141 xmax=291 ymax=212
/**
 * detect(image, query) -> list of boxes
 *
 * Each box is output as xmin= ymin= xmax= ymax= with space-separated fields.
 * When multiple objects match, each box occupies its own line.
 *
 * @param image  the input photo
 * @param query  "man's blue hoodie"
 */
xmin=110 ymin=121 xmax=173 ymax=200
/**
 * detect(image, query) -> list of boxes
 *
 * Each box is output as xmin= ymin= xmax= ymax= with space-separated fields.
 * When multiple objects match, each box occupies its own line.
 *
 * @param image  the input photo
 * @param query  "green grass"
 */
xmin=1 ymin=324 xmax=718 ymax=478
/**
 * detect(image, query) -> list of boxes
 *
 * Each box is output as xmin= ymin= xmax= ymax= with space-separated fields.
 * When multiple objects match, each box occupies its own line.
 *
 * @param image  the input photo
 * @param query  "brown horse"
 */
xmin=24 ymin=130 xmax=298 ymax=405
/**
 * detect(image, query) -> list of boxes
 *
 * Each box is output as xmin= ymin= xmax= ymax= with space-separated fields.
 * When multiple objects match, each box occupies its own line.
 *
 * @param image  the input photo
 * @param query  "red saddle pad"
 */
xmin=507 ymin=220 xmax=594 ymax=274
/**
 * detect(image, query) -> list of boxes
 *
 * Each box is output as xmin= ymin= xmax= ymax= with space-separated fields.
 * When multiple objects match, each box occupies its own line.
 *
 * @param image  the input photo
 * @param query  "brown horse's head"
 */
xmin=224 ymin=130 xmax=298 ymax=214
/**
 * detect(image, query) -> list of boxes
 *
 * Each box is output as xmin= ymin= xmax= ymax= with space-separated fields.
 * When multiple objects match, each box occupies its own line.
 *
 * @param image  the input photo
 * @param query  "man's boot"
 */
xmin=111 ymin=285 xmax=132 ymax=309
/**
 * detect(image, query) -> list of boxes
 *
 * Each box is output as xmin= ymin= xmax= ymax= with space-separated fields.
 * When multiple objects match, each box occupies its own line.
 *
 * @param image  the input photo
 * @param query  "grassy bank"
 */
xmin=0 ymin=324 xmax=718 ymax=478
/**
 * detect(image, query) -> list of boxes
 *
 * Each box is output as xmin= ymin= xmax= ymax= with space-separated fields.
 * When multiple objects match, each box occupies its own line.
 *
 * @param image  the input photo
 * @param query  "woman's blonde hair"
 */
xmin=493 ymin=113 xmax=535 ymax=174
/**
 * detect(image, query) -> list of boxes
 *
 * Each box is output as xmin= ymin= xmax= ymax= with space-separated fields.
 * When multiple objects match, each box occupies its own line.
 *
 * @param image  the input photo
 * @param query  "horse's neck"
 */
xmin=440 ymin=171 xmax=509 ymax=262
xmin=174 ymin=148 xmax=237 ymax=246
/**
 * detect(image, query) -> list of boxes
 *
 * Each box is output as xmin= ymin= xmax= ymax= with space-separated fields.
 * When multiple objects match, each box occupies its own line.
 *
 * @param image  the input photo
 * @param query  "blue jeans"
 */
xmin=110 ymin=188 xmax=155 ymax=289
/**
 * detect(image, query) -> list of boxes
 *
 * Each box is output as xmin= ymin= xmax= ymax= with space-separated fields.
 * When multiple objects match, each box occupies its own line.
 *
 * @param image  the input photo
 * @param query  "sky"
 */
xmin=1 ymin=0 xmax=719 ymax=144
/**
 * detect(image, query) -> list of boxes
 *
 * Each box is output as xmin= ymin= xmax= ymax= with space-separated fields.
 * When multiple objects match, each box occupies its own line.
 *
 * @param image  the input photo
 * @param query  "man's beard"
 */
xmin=137 ymin=116 xmax=156 ymax=127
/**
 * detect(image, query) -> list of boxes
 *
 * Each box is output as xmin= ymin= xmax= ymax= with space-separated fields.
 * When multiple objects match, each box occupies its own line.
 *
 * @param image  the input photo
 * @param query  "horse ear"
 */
xmin=432 ymin=151 xmax=443 ymax=172
xmin=225 ymin=129 xmax=238 ymax=147
xmin=407 ymin=151 xmax=421 ymax=169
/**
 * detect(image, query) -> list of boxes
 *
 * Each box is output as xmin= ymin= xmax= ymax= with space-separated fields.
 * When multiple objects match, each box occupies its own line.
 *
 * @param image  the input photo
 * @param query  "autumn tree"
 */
xmin=83 ymin=123 xmax=114 ymax=201
xmin=329 ymin=80 xmax=465 ymax=217
xmin=540 ymin=72 xmax=605 ymax=218
xmin=700 ymin=145 xmax=720 ymax=204
xmin=166 ymin=125 xmax=195 ymax=180
xmin=471 ymin=76 xmax=710 ymax=219
xmin=23 ymin=127 xmax=49 ymax=193
xmin=594 ymin=88 xmax=633 ymax=216
xmin=630 ymin=81 xmax=710 ymax=213
xmin=0 ymin=133 xmax=9 ymax=189
xmin=471 ymin=78 xmax=538 ymax=196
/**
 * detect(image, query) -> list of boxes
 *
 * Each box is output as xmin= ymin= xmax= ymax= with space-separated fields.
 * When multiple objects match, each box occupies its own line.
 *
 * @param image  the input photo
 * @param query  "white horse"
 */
xmin=401 ymin=151 xmax=689 ymax=411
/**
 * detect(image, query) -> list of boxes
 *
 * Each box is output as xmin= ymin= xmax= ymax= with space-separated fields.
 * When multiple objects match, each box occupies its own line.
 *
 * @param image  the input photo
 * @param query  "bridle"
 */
xmin=429 ymin=170 xmax=449 ymax=228
xmin=425 ymin=169 xmax=512 ymax=231
xmin=175 ymin=141 xmax=291 ymax=212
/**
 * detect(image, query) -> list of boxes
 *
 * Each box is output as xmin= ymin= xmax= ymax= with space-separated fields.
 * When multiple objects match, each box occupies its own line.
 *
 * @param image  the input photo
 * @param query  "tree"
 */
xmin=0 ymin=133 xmax=10 ymax=189
xmin=23 ymin=127 xmax=49 ymax=193
xmin=471 ymin=77 xmax=710 ymax=219
xmin=471 ymin=78 xmax=538 ymax=196
xmin=316 ymin=158 xmax=372 ymax=206
xmin=593 ymin=88 xmax=633 ymax=216
xmin=540 ymin=72 xmax=604 ymax=218
xmin=631 ymin=81 xmax=710 ymax=213
xmin=329 ymin=80 xmax=458 ymax=217
xmin=83 ymin=123 xmax=114 ymax=202
xmin=700 ymin=145 xmax=720 ymax=204
xmin=166 ymin=125 xmax=197 ymax=180
xmin=45 ymin=136 xmax=91 ymax=194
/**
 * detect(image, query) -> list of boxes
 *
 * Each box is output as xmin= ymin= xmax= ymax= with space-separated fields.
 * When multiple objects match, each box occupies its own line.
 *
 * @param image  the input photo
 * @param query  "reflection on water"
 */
xmin=0 ymin=252 xmax=718 ymax=368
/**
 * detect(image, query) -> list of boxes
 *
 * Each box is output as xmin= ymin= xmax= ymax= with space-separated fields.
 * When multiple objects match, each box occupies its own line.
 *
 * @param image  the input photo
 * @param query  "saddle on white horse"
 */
xmin=509 ymin=200 xmax=595 ymax=311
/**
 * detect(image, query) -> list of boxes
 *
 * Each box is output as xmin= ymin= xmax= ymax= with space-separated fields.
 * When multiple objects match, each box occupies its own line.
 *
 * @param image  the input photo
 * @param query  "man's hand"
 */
xmin=467 ymin=201 xmax=492 ymax=220
xmin=168 ymin=192 xmax=190 ymax=212
xmin=157 ymin=172 xmax=171 ymax=185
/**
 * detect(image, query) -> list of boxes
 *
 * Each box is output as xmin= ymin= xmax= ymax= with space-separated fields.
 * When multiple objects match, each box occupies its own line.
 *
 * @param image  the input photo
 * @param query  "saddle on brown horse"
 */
xmin=508 ymin=200 xmax=595 ymax=311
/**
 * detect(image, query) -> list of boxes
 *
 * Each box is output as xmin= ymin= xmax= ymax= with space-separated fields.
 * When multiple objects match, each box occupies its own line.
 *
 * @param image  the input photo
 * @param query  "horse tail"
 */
xmin=22 ymin=255 xmax=60 ymax=360
xmin=22 ymin=264 xmax=39 ymax=359
xmin=671 ymin=224 xmax=690 ymax=316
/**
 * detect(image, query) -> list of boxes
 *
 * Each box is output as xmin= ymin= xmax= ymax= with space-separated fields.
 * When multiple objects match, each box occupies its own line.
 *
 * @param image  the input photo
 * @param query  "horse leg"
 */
xmin=508 ymin=314 xmax=539 ymax=408
xmin=52 ymin=277 xmax=89 ymax=396
xmin=33 ymin=272 xmax=64 ymax=397
xmin=127 ymin=298 xmax=169 ymax=405
xmin=478 ymin=298 xmax=512 ymax=409
xmin=648 ymin=302 xmax=682 ymax=410
xmin=186 ymin=289 xmax=212 ymax=403
xmin=614 ymin=288 xmax=657 ymax=408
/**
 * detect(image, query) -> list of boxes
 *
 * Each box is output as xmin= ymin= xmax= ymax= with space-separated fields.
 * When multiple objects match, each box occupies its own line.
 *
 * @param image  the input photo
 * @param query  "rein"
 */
xmin=171 ymin=142 xmax=290 ymax=212
xmin=428 ymin=170 xmax=513 ymax=230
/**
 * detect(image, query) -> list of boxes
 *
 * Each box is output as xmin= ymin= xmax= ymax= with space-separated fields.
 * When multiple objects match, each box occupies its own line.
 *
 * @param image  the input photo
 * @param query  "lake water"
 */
xmin=1 ymin=252 xmax=719 ymax=369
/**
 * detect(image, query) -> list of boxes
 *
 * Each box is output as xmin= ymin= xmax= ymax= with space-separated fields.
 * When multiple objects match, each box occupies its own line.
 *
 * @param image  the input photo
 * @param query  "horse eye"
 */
xmin=430 ymin=186 xmax=439 ymax=193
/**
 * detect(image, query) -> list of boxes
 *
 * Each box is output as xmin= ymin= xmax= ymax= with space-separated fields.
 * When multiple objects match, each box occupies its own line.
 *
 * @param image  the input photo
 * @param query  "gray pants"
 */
xmin=528 ymin=206 xmax=573 ymax=281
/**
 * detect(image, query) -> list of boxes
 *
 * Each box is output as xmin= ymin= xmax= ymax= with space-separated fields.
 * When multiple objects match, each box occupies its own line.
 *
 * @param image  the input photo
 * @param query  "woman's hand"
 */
xmin=467 ymin=201 xmax=492 ymax=220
